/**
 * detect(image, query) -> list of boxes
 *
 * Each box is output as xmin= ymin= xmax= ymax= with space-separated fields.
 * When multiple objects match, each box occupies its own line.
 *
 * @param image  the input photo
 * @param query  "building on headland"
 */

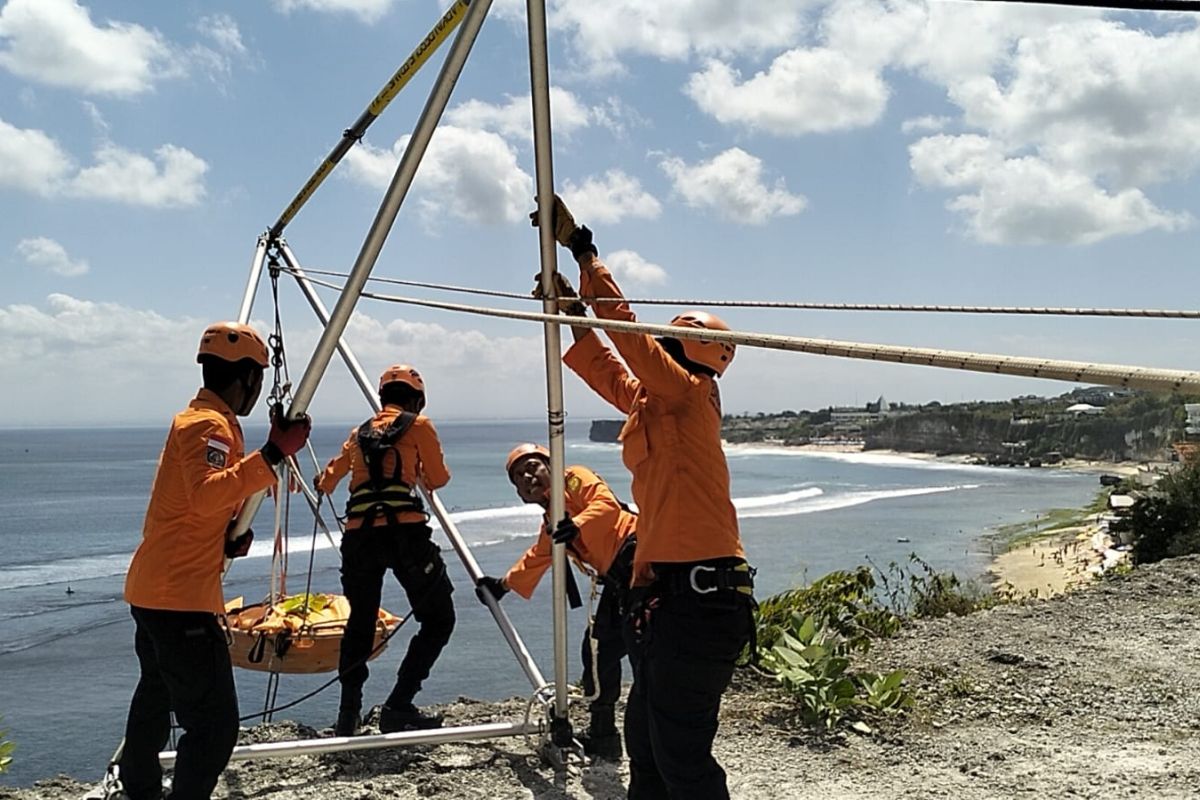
xmin=829 ymin=396 xmax=891 ymax=434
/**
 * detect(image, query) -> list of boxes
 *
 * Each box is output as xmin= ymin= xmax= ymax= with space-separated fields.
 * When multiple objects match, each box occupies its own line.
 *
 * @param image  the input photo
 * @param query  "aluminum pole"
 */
xmin=525 ymin=0 xmax=570 ymax=724
xmin=286 ymin=0 xmax=494 ymax=419
xmin=281 ymin=245 xmax=548 ymax=692
xmin=228 ymin=0 xmax=495 ymax=541
xmin=160 ymin=720 xmax=541 ymax=766
xmin=268 ymin=0 xmax=472 ymax=238
xmin=237 ymin=235 xmax=269 ymax=323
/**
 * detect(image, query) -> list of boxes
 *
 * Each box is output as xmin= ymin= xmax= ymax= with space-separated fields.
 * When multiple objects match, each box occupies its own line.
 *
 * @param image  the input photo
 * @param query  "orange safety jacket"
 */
xmin=316 ymin=406 xmax=450 ymax=529
xmin=563 ymin=259 xmax=745 ymax=585
xmin=124 ymin=389 xmax=277 ymax=614
xmin=504 ymin=464 xmax=637 ymax=599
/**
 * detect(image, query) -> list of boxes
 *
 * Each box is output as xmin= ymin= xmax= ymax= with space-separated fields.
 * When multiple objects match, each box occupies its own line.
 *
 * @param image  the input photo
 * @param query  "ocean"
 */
xmin=0 ymin=420 xmax=1098 ymax=786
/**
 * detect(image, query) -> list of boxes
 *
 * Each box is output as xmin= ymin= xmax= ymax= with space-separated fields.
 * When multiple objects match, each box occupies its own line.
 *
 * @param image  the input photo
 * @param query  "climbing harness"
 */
xmin=345 ymin=411 xmax=425 ymax=526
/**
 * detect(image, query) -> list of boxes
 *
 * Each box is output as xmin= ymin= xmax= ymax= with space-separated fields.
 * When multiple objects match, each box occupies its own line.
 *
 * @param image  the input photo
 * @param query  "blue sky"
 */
xmin=2 ymin=0 xmax=1199 ymax=425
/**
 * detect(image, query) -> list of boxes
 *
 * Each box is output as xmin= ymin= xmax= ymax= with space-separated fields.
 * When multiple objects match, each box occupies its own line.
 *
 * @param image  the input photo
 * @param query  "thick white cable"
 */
xmin=282 ymin=267 xmax=1200 ymax=319
xmin=296 ymin=274 xmax=1200 ymax=394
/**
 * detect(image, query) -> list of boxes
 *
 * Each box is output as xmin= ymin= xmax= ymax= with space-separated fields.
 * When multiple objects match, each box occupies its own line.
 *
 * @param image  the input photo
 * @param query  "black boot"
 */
xmin=333 ymin=706 xmax=361 ymax=737
xmin=379 ymin=702 xmax=443 ymax=732
xmin=579 ymin=706 xmax=622 ymax=760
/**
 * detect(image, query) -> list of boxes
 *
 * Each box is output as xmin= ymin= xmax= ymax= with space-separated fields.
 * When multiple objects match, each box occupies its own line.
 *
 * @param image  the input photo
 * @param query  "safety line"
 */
xmin=964 ymin=0 xmax=1200 ymax=11
xmin=268 ymin=0 xmax=470 ymax=237
xmin=295 ymin=273 xmax=1200 ymax=394
xmin=280 ymin=266 xmax=1200 ymax=319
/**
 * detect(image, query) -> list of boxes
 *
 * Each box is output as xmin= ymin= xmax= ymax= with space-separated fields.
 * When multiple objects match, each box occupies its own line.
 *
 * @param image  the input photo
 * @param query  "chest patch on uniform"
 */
xmin=206 ymin=437 xmax=231 ymax=468
xmin=566 ymin=474 xmax=583 ymax=493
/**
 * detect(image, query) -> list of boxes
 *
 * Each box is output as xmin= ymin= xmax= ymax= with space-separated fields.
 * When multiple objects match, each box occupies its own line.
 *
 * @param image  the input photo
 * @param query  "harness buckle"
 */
xmin=689 ymin=565 xmax=718 ymax=594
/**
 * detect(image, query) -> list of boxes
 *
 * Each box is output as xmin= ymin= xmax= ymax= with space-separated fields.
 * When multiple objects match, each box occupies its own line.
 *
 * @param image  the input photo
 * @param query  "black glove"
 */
xmin=225 ymin=528 xmax=254 ymax=559
xmin=476 ymin=575 xmax=508 ymax=605
xmin=552 ymin=515 xmax=580 ymax=546
xmin=566 ymin=225 xmax=597 ymax=261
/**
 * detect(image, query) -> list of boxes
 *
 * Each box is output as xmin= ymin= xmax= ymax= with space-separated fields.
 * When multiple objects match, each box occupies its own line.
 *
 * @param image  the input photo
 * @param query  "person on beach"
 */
xmin=118 ymin=322 xmax=311 ymax=800
xmin=531 ymin=197 xmax=756 ymax=800
xmin=315 ymin=364 xmax=454 ymax=736
xmin=476 ymin=443 xmax=638 ymax=759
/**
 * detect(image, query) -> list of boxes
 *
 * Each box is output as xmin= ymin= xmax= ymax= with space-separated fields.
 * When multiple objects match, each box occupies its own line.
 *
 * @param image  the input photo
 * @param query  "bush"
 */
xmin=755 ymin=567 xmax=900 ymax=655
xmin=0 ymin=717 xmax=13 ymax=773
xmin=753 ymin=569 xmax=909 ymax=732
xmin=757 ymin=611 xmax=910 ymax=731
xmin=1128 ymin=462 xmax=1200 ymax=563
xmin=875 ymin=555 xmax=1004 ymax=618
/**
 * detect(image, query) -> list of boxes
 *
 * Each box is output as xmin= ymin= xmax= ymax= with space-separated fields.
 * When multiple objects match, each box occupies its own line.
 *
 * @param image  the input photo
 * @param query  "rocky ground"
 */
xmin=6 ymin=556 xmax=1200 ymax=800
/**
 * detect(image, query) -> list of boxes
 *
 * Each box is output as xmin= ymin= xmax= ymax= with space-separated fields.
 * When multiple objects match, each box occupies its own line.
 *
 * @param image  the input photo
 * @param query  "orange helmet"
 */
xmin=668 ymin=311 xmax=735 ymax=376
xmin=505 ymin=443 xmax=549 ymax=480
xmin=378 ymin=364 xmax=425 ymax=394
xmin=196 ymin=322 xmax=269 ymax=367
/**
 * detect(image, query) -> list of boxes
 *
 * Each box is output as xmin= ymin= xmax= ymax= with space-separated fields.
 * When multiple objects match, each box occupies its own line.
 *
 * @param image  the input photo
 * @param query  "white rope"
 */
xmin=296 ymin=274 xmax=1200 ymax=395
xmin=284 ymin=267 xmax=1200 ymax=319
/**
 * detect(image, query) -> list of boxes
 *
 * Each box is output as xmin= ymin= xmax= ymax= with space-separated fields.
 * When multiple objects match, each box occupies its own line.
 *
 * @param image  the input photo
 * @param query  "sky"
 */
xmin=1 ymin=0 xmax=1199 ymax=426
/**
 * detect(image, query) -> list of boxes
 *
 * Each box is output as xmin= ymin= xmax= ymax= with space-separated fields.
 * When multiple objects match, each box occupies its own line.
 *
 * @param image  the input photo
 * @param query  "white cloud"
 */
xmin=344 ymin=126 xmax=531 ymax=225
xmin=197 ymin=14 xmax=245 ymax=56
xmin=0 ymin=117 xmax=72 ymax=195
xmin=271 ymin=0 xmax=396 ymax=23
xmin=686 ymin=50 xmax=889 ymax=135
xmin=548 ymin=0 xmax=814 ymax=76
xmin=901 ymin=114 xmax=950 ymax=134
xmin=899 ymin=15 xmax=1200 ymax=243
xmin=0 ymin=293 xmax=554 ymax=423
xmin=15 ymin=237 xmax=89 ymax=277
xmin=189 ymin=14 xmax=250 ymax=84
xmin=603 ymin=250 xmax=668 ymax=288
xmin=446 ymin=87 xmax=598 ymax=143
xmin=909 ymin=134 xmax=1190 ymax=245
xmin=0 ymin=294 xmax=198 ymax=376
xmin=69 ymin=144 xmax=208 ymax=208
xmin=560 ymin=170 xmax=661 ymax=225
xmin=660 ymin=148 xmax=806 ymax=224
xmin=0 ymin=0 xmax=179 ymax=96
xmin=0 ymin=118 xmax=208 ymax=208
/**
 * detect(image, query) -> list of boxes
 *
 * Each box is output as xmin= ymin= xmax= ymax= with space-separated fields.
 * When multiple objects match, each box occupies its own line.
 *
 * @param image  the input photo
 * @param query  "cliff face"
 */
xmin=864 ymin=406 xmax=1179 ymax=461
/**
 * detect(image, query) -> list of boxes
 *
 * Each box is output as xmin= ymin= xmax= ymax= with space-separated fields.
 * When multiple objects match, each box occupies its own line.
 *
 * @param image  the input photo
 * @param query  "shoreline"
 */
xmin=723 ymin=439 xmax=1151 ymax=598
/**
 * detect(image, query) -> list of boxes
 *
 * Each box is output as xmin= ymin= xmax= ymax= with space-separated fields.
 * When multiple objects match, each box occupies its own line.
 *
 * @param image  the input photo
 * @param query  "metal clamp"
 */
xmin=689 ymin=565 xmax=718 ymax=594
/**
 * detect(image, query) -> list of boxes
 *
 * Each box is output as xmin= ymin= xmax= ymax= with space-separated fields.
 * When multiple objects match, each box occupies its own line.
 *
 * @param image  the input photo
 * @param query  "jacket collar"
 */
xmin=191 ymin=388 xmax=238 ymax=421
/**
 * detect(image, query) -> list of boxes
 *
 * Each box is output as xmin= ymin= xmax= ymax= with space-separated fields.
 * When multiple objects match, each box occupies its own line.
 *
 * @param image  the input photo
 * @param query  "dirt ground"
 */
xmin=6 ymin=556 xmax=1200 ymax=800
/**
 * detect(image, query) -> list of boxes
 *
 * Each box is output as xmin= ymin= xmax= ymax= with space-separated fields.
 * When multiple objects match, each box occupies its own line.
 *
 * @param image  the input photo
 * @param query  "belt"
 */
xmin=655 ymin=560 xmax=755 ymax=596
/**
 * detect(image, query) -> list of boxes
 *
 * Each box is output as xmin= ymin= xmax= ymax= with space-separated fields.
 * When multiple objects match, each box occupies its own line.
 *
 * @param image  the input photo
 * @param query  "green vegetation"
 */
xmin=1123 ymin=461 xmax=1200 ymax=563
xmin=0 ymin=716 xmax=13 ymax=773
xmin=752 ymin=560 xmax=1011 ymax=733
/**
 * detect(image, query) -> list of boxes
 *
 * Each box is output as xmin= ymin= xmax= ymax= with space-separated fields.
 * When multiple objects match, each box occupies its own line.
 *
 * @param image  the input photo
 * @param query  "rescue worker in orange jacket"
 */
xmin=316 ymin=364 xmax=453 ymax=736
xmin=118 ymin=322 xmax=312 ymax=800
xmin=477 ymin=444 xmax=637 ymax=759
xmin=532 ymin=197 xmax=755 ymax=800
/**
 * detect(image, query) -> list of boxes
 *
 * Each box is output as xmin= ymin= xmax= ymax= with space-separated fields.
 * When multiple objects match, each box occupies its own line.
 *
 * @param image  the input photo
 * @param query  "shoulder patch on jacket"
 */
xmin=566 ymin=473 xmax=583 ymax=493
xmin=206 ymin=436 xmax=230 ymax=468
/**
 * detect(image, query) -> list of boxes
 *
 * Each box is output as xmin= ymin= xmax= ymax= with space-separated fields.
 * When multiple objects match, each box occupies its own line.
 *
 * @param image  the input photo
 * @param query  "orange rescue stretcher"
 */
xmin=222 ymin=593 xmax=402 ymax=674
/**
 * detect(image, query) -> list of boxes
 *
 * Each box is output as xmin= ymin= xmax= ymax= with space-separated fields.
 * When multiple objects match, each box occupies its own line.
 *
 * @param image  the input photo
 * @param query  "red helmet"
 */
xmin=505 ymin=443 xmax=549 ymax=481
xmin=196 ymin=322 xmax=269 ymax=367
xmin=668 ymin=311 xmax=735 ymax=376
xmin=378 ymin=364 xmax=425 ymax=394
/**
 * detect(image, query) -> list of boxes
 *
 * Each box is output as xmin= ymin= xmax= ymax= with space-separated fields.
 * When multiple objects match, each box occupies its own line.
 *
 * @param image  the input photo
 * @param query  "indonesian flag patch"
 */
xmin=205 ymin=436 xmax=231 ymax=468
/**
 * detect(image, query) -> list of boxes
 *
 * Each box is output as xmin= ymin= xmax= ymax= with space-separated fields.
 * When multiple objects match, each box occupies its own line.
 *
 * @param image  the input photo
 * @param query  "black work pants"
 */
xmin=338 ymin=523 xmax=456 ymax=711
xmin=118 ymin=606 xmax=239 ymax=800
xmin=624 ymin=586 xmax=754 ymax=800
xmin=581 ymin=581 xmax=628 ymax=715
